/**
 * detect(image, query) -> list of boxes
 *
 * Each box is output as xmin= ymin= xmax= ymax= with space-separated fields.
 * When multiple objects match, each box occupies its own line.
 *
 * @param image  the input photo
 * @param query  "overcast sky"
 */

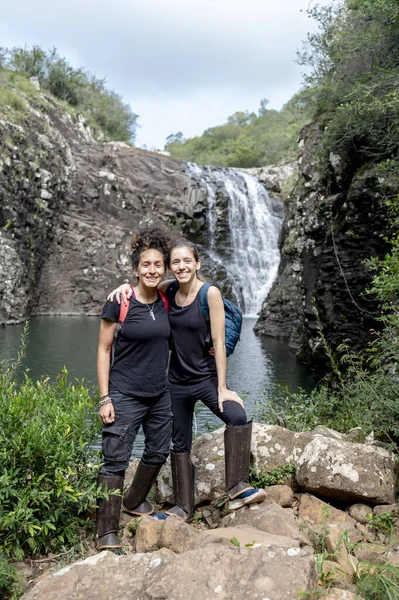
xmin=1 ymin=0 xmax=321 ymax=148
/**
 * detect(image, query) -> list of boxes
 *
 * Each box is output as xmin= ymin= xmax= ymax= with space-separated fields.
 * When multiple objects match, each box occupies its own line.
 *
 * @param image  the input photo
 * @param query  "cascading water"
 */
xmin=186 ymin=163 xmax=282 ymax=316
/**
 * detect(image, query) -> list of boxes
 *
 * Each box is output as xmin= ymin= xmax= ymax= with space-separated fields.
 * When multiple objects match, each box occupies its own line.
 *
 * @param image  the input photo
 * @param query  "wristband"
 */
xmin=99 ymin=397 xmax=113 ymax=407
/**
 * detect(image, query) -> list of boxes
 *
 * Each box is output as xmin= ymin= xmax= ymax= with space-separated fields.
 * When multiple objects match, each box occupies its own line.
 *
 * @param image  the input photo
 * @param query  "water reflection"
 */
xmin=0 ymin=316 xmax=314 ymax=456
xmin=195 ymin=317 xmax=314 ymax=431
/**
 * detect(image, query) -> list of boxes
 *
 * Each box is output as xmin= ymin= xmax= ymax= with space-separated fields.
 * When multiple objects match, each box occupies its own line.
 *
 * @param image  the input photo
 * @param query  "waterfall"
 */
xmin=186 ymin=164 xmax=282 ymax=316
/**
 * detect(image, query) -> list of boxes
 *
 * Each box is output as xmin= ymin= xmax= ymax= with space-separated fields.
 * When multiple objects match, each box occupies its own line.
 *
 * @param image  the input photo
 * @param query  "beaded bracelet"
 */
xmin=99 ymin=397 xmax=113 ymax=407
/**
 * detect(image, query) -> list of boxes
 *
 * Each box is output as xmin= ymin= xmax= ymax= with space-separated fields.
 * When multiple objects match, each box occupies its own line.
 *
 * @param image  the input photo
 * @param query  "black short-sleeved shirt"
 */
xmin=101 ymin=294 xmax=170 ymax=397
xmin=165 ymin=283 xmax=217 ymax=384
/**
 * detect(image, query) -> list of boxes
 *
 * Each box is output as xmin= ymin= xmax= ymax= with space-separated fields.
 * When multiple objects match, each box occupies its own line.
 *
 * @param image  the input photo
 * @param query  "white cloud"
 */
xmin=1 ymin=0 xmax=321 ymax=147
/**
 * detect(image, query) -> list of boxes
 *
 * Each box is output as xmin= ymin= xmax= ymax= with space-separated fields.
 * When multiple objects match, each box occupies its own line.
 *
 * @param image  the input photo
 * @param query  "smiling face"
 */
xmin=135 ymin=249 xmax=166 ymax=290
xmin=169 ymin=246 xmax=200 ymax=284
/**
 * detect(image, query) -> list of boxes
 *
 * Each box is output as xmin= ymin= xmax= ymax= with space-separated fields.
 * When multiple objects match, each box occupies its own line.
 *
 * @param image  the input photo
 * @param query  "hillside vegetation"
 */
xmin=164 ymin=95 xmax=312 ymax=167
xmin=299 ymin=0 xmax=399 ymax=182
xmin=265 ymin=0 xmax=399 ymax=447
xmin=0 ymin=46 xmax=138 ymax=143
xmin=299 ymin=0 xmax=399 ymax=303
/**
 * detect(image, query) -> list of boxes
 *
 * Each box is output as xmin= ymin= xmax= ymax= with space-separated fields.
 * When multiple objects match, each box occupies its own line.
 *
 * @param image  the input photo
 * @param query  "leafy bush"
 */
xmin=0 ymin=556 xmax=20 ymax=599
xmin=0 ymin=45 xmax=138 ymax=143
xmin=298 ymin=0 xmax=399 ymax=180
xmin=0 ymin=331 xmax=102 ymax=560
xmin=365 ymin=510 xmax=398 ymax=536
xmin=249 ymin=464 xmax=295 ymax=488
xmin=257 ymin=310 xmax=399 ymax=449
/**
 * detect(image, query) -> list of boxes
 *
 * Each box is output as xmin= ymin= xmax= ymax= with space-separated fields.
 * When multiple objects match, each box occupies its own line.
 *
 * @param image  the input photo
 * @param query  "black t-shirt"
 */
xmin=101 ymin=294 xmax=170 ymax=397
xmin=165 ymin=283 xmax=217 ymax=384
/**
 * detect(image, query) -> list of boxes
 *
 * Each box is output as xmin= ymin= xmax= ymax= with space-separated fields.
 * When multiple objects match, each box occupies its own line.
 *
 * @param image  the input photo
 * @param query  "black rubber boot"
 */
xmin=122 ymin=462 xmax=161 ymax=516
xmin=224 ymin=421 xmax=266 ymax=510
xmin=96 ymin=475 xmax=124 ymax=550
xmin=164 ymin=451 xmax=195 ymax=521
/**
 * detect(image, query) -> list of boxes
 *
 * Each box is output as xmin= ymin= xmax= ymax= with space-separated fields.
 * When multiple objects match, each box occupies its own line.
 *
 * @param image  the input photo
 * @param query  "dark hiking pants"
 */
xmin=170 ymin=377 xmax=247 ymax=453
xmin=99 ymin=386 xmax=172 ymax=476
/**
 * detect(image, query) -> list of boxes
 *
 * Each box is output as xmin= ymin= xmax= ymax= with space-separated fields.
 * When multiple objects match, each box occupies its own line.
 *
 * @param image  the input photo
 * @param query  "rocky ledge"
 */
xmin=254 ymin=123 xmax=397 ymax=369
xmin=20 ymin=424 xmax=398 ymax=600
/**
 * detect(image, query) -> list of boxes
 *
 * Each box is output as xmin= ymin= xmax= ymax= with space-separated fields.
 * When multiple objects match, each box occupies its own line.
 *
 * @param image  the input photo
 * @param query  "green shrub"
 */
xmin=298 ymin=0 xmax=399 ymax=180
xmin=0 ymin=88 xmax=27 ymax=113
xmin=365 ymin=511 xmax=398 ymax=536
xmin=249 ymin=464 xmax=296 ymax=488
xmin=0 ymin=337 xmax=102 ymax=559
xmin=356 ymin=562 xmax=399 ymax=600
xmin=0 ymin=556 xmax=20 ymax=599
xmin=257 ymin=310 xmax=399 ymax=449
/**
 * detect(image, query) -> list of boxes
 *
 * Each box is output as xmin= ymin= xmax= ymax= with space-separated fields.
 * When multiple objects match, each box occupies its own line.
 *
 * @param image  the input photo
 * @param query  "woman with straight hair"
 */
xmin=108 ymin=238 xmax=266 ymax=521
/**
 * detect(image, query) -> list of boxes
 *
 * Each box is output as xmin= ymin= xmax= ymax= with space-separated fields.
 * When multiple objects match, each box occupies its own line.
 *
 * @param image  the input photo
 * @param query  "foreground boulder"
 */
xmin=22 ymin=543 xmax=317 ymax=600
xmin=296 ymin=437 xmax=398 ymax=504
xmin=157 ymin=424 xmax=398 ymax=507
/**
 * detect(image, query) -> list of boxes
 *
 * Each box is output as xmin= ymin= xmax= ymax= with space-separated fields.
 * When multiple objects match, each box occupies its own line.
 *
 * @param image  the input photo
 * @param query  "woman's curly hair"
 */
xmin=130 ymin=225 xmax=174 ymax=270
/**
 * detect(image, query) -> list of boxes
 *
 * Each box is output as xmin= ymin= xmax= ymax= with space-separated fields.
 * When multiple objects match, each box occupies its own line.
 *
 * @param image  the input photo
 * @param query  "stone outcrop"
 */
xmin=3 ymin=84 xmax=275 ymax=324
xmin=0 ymin=91 xmax=201 ymax=323
xmin=158 ymin=423 xmax=398 ymax=507
xmin=22 ymin=542 xmax=317 ymax=600
xmin=254 ymin=123 xmax=396 ymax=369
xmin=296 ymin=437 xmax=397 ymax=504
xmin=19 ymin=425 xmax=399 ymax=599
xmin=241 ymin=161 xmax=297 ymax=201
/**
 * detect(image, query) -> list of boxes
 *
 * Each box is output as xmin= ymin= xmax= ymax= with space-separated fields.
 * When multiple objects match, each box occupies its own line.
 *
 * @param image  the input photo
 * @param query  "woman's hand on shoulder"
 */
xmin=107 ymin=283 xmax=132 ymax=304
xmin=218 ymin=388 xmax=244 ymax=413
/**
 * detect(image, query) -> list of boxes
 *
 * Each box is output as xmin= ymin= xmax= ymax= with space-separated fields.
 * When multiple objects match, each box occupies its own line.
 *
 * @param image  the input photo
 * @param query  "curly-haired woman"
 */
xmin=95 ymin=226 xmax=173 ymax=551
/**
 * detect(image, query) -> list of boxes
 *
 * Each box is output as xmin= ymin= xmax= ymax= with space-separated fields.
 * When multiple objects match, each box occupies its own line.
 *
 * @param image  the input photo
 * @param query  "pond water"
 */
xmin=1 ymin=316 xmax=314 ymax=455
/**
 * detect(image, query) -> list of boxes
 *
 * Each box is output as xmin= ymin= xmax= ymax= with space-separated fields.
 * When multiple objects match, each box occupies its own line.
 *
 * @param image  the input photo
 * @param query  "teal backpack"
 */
xmin=199 ymin=282 xmax=242 ymax=357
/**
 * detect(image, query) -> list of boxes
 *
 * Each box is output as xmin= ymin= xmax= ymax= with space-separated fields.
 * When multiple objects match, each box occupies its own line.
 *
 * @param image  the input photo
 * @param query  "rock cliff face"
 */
xmin=0 ymin=87 xmax=217 ymax=324
xmin=0 ymin=83 xmax=283 ymax=325
xmin=1 ymin=84 xmax=394 ymax=373
xmin=255 ymin=123 xmax=395 ymax=369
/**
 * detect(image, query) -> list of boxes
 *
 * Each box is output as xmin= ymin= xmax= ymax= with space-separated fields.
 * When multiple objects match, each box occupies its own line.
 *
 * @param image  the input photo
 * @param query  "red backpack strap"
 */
xmin=118 ymin=286 xmax=135 ymax=323
xmin=111 ymin=287 xmax=134 ymax=368
xmin=118 ymin=301 xmax=129 ymax=323
xmin=118 ymin=288 xmax=168 ymax=323
xmin=158 ymin=290 xmax=169 ymax=312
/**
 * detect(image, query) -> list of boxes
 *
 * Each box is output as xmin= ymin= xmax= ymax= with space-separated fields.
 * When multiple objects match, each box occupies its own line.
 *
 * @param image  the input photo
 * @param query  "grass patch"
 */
xmin=0 ymin=88 xmax=27 ymax=113
xmin=249 ymin=464 xmax=296 ymax=488
xmin=0 ymin=556 xmax=20 ymax=599
xmin=356 ymin=562 xmax=399 ymax=600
